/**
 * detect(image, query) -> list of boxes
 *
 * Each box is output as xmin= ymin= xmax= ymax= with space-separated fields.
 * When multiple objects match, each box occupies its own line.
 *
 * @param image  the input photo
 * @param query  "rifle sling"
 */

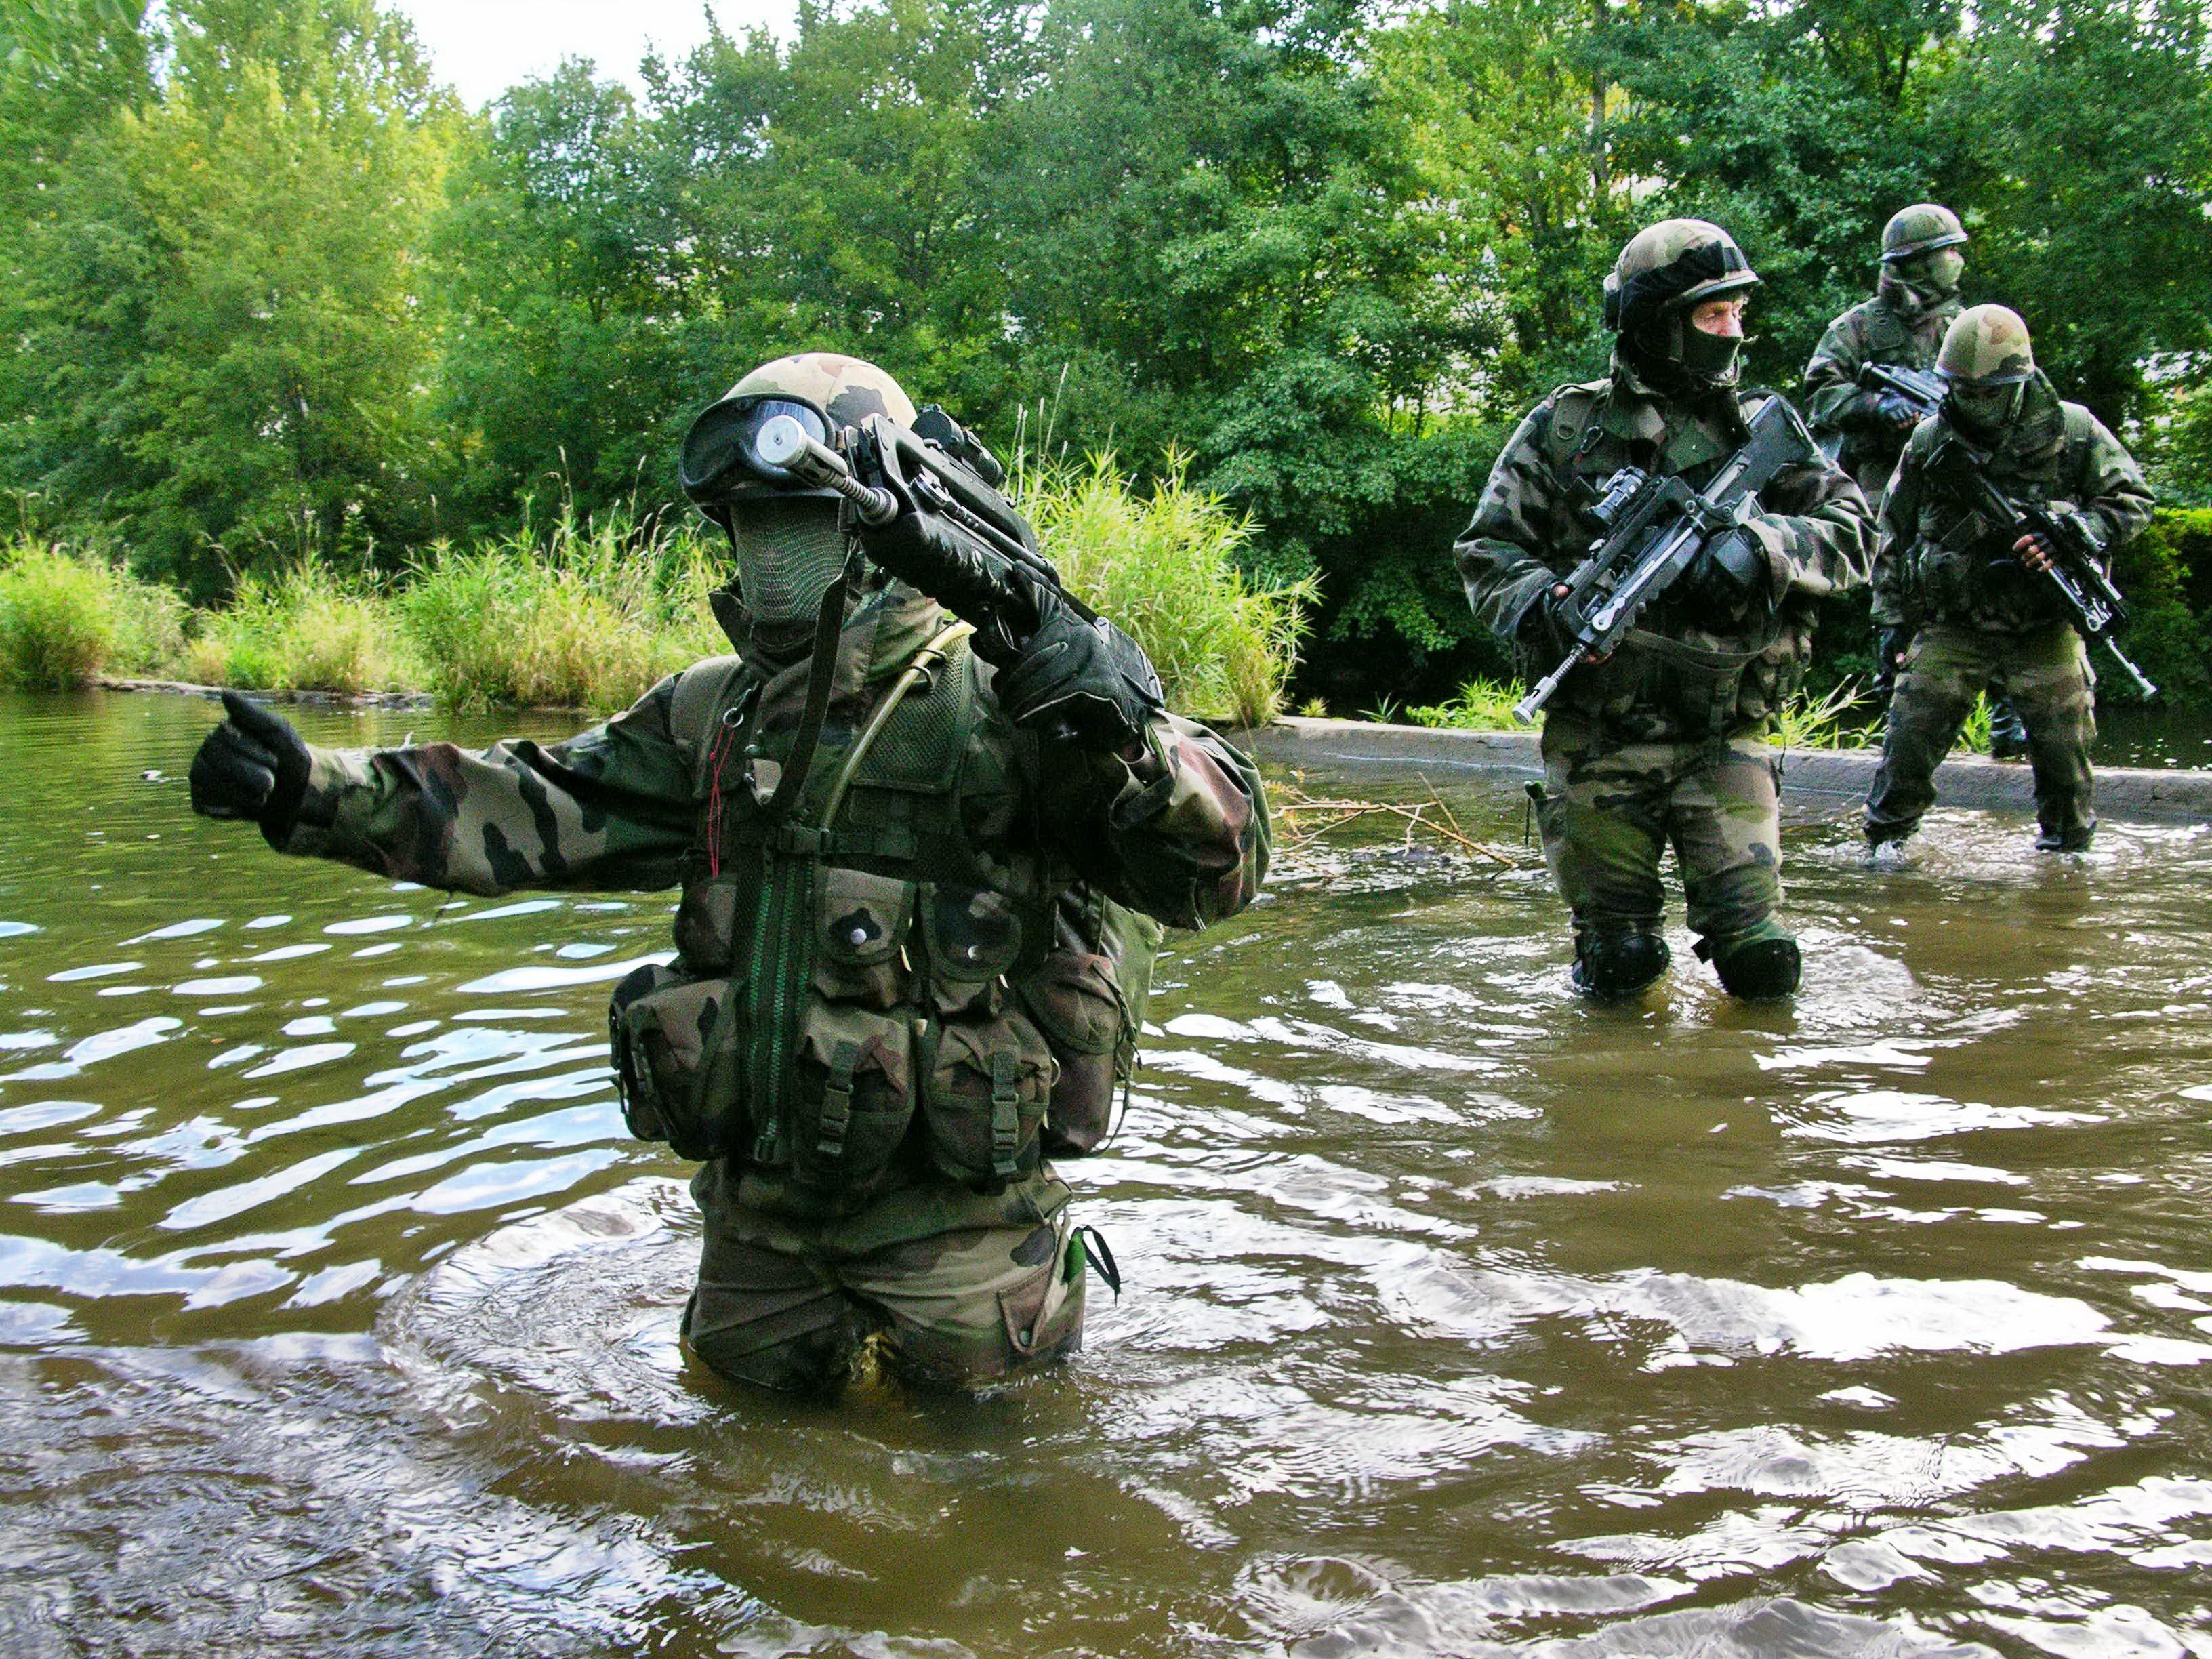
xmin=762 ymin=560 xmax=856 ymax=823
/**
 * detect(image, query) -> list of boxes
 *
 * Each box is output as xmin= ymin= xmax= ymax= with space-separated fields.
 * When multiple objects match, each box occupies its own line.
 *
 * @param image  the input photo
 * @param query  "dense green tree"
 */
xmin=2 ymin=0 xmax=456 ymax=590
xmin=4 ymin=0 xmax=2209 ymax=703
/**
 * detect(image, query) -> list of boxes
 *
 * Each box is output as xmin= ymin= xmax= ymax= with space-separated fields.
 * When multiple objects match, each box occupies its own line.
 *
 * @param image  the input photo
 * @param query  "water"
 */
xmin=1 ymin=688 xmax=2210 ymax=1659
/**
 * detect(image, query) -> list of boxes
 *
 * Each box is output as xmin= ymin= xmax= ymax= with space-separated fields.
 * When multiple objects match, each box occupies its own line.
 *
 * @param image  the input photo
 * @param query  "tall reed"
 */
xmin=1017 ymin=456 xmax=1311 ymax=727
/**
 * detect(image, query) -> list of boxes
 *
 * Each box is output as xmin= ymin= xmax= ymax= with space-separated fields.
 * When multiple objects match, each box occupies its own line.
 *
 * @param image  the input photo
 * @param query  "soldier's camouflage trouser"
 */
xmin=680 ymin=1163 xmax=1087 ymax=1395
xmin=1536 ymin=714 xmax=1789 ymax=963
xmin=1866 ymin=621 xmax=2095 ymax=849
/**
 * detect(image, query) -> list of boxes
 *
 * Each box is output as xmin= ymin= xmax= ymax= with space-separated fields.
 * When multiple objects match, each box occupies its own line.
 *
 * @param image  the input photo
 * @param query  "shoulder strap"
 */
xmin=1540 ymin=382 xmax=1607 ymax=470
xmin=670 ymin=655 xmax=752 ymax=755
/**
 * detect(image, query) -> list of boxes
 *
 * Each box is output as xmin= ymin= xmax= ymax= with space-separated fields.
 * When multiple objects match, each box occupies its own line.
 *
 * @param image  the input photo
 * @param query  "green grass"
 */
xmin=0 ymin=541 xmax=187 ymax=689
xmin=1404 ymin=679 xmax=1524 ymax=731
xmin=184 ymin=562 xmax=403 ymax=694
xmin=1018 ymin=455 xmax=1311 ymax=728
xmin=1770 ymin=679 xmax=1883 ymax=750
xmin=398 ymin=503 xmax=725 ymax=711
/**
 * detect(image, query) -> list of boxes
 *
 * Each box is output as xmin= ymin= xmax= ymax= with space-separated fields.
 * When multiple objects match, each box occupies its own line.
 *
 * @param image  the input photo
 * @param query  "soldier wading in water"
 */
xmin=187 ymin=354 xmax=1270 ymax=1395
xmin=1864 ymin=306 xmax=2154 ymax=858
xmin=1803 ymin=203 xmax=2029 ymax=758
xmin=1455 ymin=220 xmax=1874 ymax=1000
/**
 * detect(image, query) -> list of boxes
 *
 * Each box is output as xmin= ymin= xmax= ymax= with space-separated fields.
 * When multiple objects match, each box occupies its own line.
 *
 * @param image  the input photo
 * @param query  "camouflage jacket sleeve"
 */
xmin=1452 ymin=403 xmax=1578 ymax=642
xmin=1743 ymin=453 xmax=1876 ymax=607
xmin=1870 ymin=442 xmax=1924 ymax=628
xmin=268 ymin=677 xmax=697 ymax=895
xmin=1040 ymin=714 xmax=1270 ymax=931
xmin=2062 ymin=413 xmax=2156 ymax=560
xmin=1803 ymin=314 xmax=1883 ymax=436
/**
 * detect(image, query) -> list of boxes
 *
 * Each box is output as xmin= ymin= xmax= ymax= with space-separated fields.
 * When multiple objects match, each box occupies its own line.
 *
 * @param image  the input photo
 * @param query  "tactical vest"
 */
xmin=1908 ymin=403 xmax=2099 ymax=632
xmin=607 ymin=623 xmax=1158 ymax=1201
xmin=1838 ymin=299 xmax=1942 ymax=489
xmin=1533 ymin=383 xmax=1780 ymax=738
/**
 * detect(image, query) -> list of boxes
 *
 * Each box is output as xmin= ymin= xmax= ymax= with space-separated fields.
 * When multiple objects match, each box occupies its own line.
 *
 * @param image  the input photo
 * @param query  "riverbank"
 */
xmin=1 ymin=458 xmax=1308 ymax=728
xmin=1241 ymin=715 xmax=2212 ymax=825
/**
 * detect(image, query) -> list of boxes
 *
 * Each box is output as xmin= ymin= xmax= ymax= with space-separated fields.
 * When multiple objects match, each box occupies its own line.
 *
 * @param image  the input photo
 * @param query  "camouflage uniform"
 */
xmin=1456 ymin=223 xmax=1870 ymax=996
xmin=1864 ymin=312 xmax=2153 ymax=852
xmin=1458 ymin=366 xmax=1870 ymax=988
xmin=1803 ymin=294 xmax=1960 ymax=503
xmin=1803 ymin=205 xmax=1969 ymax=504
xmin=267 ymin=577 xmax=1269 ymax=1390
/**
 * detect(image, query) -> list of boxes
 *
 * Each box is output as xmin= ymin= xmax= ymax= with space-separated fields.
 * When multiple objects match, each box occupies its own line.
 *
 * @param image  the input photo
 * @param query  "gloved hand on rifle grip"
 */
xmin=1876 ymin=392 xmax=1920 ymax=430
xmin=190 ymin=691 xmax=311 ymax=832
xmin=1516 ymin=584 xmax=1578 ymax=662
xmin=1682 ymin=527 xmax=1770 ymax=611
xmin=994 ymin=591 xmax=1166 ymax=750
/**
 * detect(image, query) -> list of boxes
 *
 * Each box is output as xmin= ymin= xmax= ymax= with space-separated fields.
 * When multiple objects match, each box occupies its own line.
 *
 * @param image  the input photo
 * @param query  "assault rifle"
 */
xmin=1931 ymin=434 xmax=2158 ymax=699
xmin=1860 ymin=362 xmax=1946 ymax=424
xmin=1514 ymin=390 xmax=1817 ymax=725
xmin=737 ymin=404 xmax=1090 ymax=668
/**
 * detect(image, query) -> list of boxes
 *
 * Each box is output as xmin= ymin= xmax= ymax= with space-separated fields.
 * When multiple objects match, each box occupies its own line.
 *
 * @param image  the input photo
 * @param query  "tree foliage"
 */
xmin=3 ymin=0 xmax=2209 ymax=698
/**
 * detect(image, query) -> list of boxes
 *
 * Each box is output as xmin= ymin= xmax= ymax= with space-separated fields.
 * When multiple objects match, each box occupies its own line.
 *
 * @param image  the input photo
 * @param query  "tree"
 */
xmin=2 ymin=0 xmax=457 ymax=590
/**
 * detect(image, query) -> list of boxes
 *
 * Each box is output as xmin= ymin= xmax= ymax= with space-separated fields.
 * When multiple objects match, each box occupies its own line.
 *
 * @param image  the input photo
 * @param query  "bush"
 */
xmin=1404 ymin=678 xmax=1522 ymax=731
xmin=398 ymin=504 xmax=725 ymax=710
xmin=0 ymin=541 xmax=187 ymax=689
xmin=184 ymin=563 xmax=403 ymax=693
xmin=1019 ymin=456 xmax=1311 ymax=727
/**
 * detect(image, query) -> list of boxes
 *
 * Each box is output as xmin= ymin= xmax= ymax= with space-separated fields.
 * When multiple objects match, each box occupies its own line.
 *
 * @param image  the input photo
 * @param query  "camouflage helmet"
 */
xmin=725 ymin=353 xmax=918 ymax=430
xmin=1603 ymin=219 xmax=1760 ymax=339
xmin=1881 ymin=203 xmax=1968 ymax=263
xmin=1937 ymin=304 xmax=2035 ymax=386
xmin=680 ymin=352 xmax=918 ymax=515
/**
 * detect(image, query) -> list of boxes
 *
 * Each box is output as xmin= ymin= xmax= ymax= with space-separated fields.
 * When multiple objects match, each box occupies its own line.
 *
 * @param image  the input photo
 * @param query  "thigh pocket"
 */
xmin=1017 ymin=951 xmax=1126 ymax=1158
xmin=998 ymin=1218 xmax=1083 ymax=1363
xmin=924 ymin=1011 xmax=1057 ymax=1189
xmin=790 ymin=1001 xmax=916 ymax=1192
xmin=610 ymin=962 xmax=741 ymax=1160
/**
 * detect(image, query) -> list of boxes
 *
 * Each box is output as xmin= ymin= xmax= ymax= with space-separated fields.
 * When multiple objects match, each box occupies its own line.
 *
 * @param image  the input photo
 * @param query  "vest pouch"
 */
xmin=811 ymin=867 xmax=916 ymax=1010
xmin=921 ymin=884 xmax=1024 ymax=1017
xmin=609 ymin=961 xmax=743 ymax=1161
xmin=790 ymin=999 xmax=916 ymax=1194
xmin=923 ymin=1010 xmax=1057 ymax=1191
xmin=1017 ymin=951 xmax=1126 ymax=1158
xmin=674 ymin=872 xmax=743 ymax=972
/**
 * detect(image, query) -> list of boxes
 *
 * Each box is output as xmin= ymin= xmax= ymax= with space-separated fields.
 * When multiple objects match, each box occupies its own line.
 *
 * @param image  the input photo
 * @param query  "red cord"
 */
xmin=705 ymin=720 xmax=734 ymax=876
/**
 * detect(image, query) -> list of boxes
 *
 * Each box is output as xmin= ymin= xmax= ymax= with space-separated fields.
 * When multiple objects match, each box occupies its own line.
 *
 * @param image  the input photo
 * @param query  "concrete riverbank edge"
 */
xmin=87 ymin=681 xmax=2211 ymax=825
xmin=1235 ymin=716 xmax=2212 ymax=826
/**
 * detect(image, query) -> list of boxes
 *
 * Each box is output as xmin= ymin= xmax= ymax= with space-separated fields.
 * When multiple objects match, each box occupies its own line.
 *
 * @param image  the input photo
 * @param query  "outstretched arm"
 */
xmin=194 ymin=679 xmax=699 ymax=897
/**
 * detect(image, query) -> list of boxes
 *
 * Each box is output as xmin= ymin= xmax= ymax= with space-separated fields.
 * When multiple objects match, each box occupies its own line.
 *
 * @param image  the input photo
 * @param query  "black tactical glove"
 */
xmin=1516 ymin=585 xmax=1578 ymax=661
xmin=190 ymin=691 xmax=311 ymax=832
xmin=1874 ymin=626 xmax=1915 ymax=699
xmin=1875 ymin=392 xmax=1920 ymax=430
xmin=1682 ymin=527 xmax=1770 ymax=612
xmin=994 ymin=591 xmax=1165 ymax=750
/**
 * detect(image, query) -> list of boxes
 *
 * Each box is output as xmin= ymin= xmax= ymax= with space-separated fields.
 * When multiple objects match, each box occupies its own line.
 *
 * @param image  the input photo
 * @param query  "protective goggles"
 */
xmin=679 ymin=396 xmax=833 ymax=504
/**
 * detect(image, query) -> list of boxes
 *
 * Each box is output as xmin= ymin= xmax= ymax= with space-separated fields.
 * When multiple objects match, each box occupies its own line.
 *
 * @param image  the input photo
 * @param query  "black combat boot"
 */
xmin=1711 ymin=936 xmax=1802 ymax=1000
xmin=1571 ymin=931 xmax=1671 ymax=999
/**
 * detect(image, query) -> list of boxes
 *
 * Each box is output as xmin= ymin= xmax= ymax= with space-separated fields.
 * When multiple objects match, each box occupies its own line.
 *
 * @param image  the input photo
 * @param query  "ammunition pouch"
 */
xmin=611 ymin=623 xmax=1157 ymax=1193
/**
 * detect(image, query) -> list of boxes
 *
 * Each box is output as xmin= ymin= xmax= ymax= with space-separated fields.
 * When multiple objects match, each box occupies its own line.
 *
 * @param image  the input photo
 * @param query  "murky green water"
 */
xmin=3 ymin=689 xmax=2211 ymax=1658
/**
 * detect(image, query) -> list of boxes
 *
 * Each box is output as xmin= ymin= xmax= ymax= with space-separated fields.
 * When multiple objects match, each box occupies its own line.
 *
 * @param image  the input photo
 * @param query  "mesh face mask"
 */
xmin=1885 ymin=249 xmax=1965 ymax=315
xmin=1945 ymin=380 xmax=2023 ymax=440
xmin=729 ymin=498 xmax=851 ymax=626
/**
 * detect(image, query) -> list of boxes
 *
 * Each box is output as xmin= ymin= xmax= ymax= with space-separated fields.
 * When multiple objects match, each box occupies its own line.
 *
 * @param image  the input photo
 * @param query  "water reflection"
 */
xmin=0 ymin=689 xmax=2207 ymax=1657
